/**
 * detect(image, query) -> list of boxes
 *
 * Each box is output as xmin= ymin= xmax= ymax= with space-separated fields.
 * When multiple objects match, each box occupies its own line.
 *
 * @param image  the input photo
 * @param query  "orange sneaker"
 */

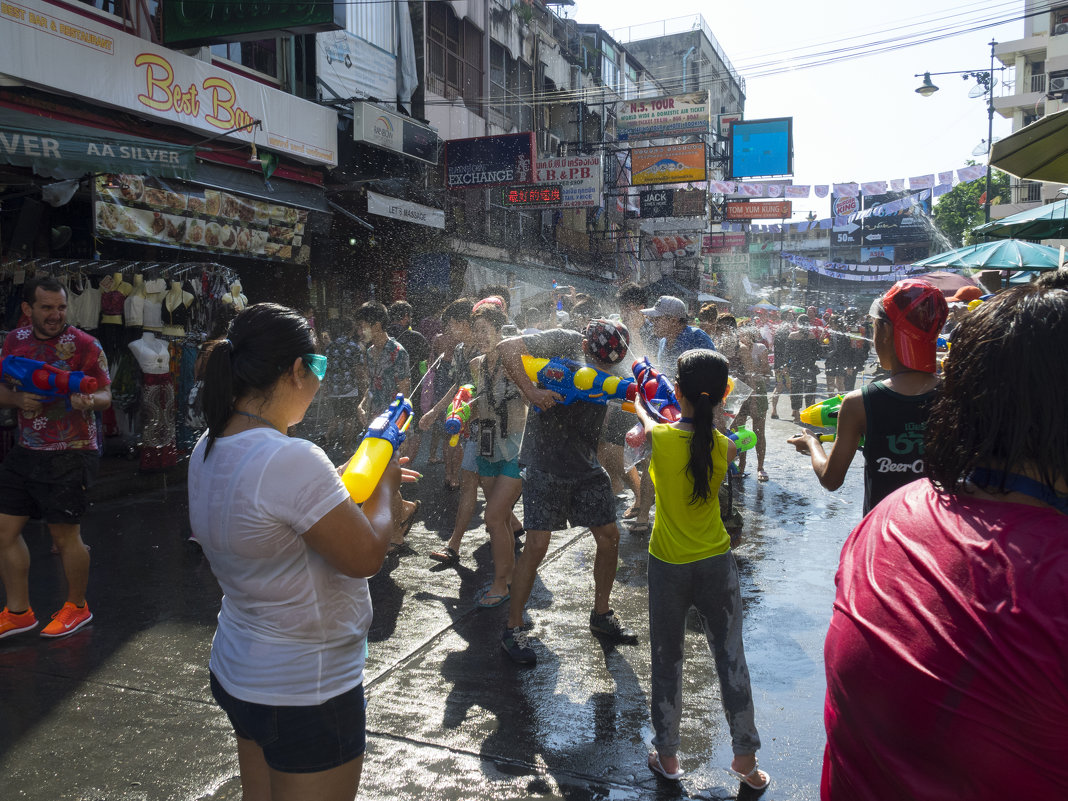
xmin=0 ymin=607 xmax=37 ymax=639
xmin=40 ymin=602 xmax=92 ymax=638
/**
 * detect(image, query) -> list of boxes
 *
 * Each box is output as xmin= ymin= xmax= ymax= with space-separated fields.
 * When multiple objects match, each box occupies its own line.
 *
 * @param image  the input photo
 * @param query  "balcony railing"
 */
xmin=1031 ymin=73 xmax=1047 ymax=93
xmin=1010 ymin=181 xmax=1044 ymax=204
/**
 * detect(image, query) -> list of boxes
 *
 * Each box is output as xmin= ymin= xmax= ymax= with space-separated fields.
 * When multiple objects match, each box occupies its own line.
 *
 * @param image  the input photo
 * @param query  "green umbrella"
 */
xmin=971 ymin=198 xmax=1068 ymax=241
xmin=911 ymin=239 xmax=1063 ymax=271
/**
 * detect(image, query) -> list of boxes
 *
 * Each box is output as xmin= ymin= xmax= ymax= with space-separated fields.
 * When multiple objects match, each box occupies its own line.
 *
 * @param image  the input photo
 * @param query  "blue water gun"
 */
xmin=521 ymin=355 xmax=636 ymax=410
xmin=1 ymin=355 xmax=99 ymax=409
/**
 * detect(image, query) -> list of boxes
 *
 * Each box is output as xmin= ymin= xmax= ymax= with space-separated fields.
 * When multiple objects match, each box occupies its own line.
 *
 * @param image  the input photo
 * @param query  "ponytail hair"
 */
xmin=202 ymin=303 xmax=317 ymax=457
xmin=675 ymin=348 xmax=730 ymax=504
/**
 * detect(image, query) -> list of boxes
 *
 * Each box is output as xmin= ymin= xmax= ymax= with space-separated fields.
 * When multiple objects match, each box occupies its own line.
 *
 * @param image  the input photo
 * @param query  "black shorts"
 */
xmin=521 ymin=465 xmax=617 ymax=532
xmin=0 ymin=446 xmax=99 ymax=524
xmin=601 ymin=405 xmax=635 ymax=446
xmin=210 ymin=672 xmax=367 ymax=773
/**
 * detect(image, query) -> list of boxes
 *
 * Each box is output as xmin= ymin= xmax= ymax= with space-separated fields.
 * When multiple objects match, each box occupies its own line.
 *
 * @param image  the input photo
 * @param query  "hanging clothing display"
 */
xmin=0 ymin=258 xmax=244 ymax=465
xmin=138 ymin=371 xmax=177 ymax=471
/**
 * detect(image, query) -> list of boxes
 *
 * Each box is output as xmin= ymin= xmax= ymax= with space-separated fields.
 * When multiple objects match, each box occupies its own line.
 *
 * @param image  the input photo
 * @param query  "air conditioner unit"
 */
xmin=1054 ymin=22 xmax=1068 ymax=35
xmin=1050 ymin=76 xmax=1068 ymax=91
xmin=539 ymin=130 xmax=561 ymax=156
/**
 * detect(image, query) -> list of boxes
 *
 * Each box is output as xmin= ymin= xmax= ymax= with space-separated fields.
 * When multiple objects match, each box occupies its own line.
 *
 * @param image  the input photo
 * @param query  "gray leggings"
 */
xmin=648 ymin=551 xmax=760 ymax=758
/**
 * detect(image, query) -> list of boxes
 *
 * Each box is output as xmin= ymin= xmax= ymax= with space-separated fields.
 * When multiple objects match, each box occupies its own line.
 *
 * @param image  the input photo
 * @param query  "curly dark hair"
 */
xmin=925 ymin=270 xmax=1068 ymax=496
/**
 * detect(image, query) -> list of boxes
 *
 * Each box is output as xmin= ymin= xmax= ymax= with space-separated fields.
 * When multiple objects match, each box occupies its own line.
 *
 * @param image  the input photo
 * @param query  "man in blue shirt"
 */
xmin=643 ymin=295 xmax=715 ymax=380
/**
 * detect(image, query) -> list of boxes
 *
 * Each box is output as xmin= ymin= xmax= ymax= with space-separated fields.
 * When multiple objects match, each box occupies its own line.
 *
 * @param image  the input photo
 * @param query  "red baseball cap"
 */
xmin=871 ymin=279 xmax=948 ymax=372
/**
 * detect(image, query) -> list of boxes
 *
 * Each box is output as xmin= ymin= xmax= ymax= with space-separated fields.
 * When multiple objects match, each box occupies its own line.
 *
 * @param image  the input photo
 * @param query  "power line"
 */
xmin=405 ymin=1 xmax=1041 ymax=111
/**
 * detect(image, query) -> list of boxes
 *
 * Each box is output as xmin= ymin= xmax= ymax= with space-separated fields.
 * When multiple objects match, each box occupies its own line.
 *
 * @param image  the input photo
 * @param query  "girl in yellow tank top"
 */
xmin=634 ymin=348 xmax=770 ymax=792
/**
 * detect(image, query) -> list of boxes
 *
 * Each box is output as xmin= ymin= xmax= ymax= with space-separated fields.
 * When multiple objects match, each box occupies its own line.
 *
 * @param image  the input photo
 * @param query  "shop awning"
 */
xmin=193 ymin=161 xmax=329 ymax=213
xmin=0 ymin=105 xmax=196 ymax=181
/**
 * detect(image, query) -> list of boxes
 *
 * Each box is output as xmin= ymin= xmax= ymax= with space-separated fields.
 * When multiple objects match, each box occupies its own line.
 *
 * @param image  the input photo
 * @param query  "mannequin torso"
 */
xmin=101 ymin=271 xmax=133 ymax=325
xmin=162 ymin=281 xmax=194 ymax=337
xmin=129 ymin=332 xmax=171 ymax=374
xmin=124 ymin=275 xmax=147 ymax=327
xmin=220 ymin=282 xmax=249 ymax=312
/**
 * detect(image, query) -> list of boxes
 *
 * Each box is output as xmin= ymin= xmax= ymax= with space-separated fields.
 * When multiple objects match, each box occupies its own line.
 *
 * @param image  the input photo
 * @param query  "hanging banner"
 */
xmin=782 ymin=251 xmax=925 ymax=282
xmin=93 ymin=174 xmax=311 ymax=264
xmin=533 ymin=155 xmax=602 ymax=208
xmin=616 ymin=92 xmax=711 ymax=141
xmin=445 ymin=132 xmax=535 ymax=188
xmin=631 ymin=143 xmax=706 ymax=186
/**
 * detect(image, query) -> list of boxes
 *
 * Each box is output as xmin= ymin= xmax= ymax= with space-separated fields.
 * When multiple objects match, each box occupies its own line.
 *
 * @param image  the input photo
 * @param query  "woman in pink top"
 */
xmin=822 ymin=271 xmax=1068 ymax=799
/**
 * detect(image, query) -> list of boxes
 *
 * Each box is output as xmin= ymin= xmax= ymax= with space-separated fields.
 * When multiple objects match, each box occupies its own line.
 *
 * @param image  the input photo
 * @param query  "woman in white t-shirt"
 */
xmin=188 ymin=303 xmax=406 ymax=800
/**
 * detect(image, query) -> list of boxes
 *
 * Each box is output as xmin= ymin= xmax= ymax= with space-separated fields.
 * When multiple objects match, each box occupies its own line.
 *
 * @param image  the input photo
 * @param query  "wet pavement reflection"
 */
xmin=0 ymin=416 xmax=864 ymax=800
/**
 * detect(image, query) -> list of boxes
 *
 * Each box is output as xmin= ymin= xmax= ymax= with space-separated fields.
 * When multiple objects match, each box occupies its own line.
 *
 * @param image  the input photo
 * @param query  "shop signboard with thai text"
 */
xmin=532 ymin=155 xmax=602 ymax=207
xmin=0 ymin=0 xmax=337 ymax=165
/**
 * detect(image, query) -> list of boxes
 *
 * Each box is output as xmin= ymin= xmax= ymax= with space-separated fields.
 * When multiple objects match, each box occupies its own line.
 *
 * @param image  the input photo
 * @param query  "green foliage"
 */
xmin=931 ymin=164 xmax=1010 ymax=248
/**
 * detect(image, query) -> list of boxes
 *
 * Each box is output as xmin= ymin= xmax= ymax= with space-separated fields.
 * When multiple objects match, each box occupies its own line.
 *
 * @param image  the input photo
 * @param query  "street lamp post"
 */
xmin=915 ymin=39 xmax=1000 ymax=223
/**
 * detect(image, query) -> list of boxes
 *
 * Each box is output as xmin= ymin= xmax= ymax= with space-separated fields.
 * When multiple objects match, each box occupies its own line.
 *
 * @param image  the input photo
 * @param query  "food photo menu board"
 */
xmin=93 ymin=174 xmax=311 ymax=264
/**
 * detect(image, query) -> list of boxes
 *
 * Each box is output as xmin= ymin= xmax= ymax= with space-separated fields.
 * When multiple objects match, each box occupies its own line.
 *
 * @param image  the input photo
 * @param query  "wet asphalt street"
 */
xmin=0 ymin=414 xmax=865 ymax=801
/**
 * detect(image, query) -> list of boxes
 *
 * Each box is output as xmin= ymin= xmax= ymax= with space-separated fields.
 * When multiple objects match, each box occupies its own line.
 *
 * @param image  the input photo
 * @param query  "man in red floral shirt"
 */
xmin=0 ymin=277 xmax=111 ymax=639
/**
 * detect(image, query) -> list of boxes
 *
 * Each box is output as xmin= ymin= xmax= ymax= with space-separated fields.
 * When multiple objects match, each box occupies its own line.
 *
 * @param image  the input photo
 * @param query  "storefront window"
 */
xmin=211 ymin=40 xmax=279 ymax=80
xmin=428 ymin=4 xmax=483 ymax=109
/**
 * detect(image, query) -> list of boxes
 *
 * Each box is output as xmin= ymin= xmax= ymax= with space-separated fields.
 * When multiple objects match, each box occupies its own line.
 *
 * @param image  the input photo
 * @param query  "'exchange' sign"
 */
xmin=445 ymin=132 xmax=535 ymax=189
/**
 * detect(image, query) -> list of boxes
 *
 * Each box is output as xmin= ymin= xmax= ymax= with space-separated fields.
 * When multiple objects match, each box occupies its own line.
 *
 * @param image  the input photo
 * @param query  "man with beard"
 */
xmin=0 ymin=277 xmax=111 ymax=639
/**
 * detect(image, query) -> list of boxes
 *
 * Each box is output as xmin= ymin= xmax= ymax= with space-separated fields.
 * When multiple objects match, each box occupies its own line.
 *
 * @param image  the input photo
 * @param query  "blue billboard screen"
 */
xmin=730 ymin=118 xmax=793 ymax=179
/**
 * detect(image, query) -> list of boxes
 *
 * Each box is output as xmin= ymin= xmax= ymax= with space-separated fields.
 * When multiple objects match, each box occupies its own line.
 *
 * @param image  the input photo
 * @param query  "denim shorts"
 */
xmin=210 ymin=672 xmax=366 ymax=773
xmin=521 ymin=465 xmax=616 ymax=532
xmin=461 ymin=437 xmax=479 ymax=473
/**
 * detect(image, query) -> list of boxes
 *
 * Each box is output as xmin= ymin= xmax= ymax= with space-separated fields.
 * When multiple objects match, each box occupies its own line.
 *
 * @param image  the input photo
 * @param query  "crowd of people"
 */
xmin=0 ymin=269 xmax=1065 ymax=800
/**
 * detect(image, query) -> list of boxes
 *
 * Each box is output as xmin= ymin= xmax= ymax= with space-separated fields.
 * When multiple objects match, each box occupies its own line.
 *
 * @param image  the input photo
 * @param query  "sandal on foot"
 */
xmin=757 ymin=470 xmax=769 ymax=482
xmin=477 ymin=590 xmax=510 ymax=608
xmin=622 ymin=506 xmax=639 ymax=520
xmin=387 ymin=541 xmax=417 ymax=557
xmin=627 ymin=520 xmax=651 ymax=535
xmin=429 ymin=547 xmax=459 ymax=565
xmin=396 ymin=500 xmax=421 ymax=539
xmin=648 ymin=752 xmax=684 ymax=781
xmin=727 ymin=760 xmax=770 ymax=791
